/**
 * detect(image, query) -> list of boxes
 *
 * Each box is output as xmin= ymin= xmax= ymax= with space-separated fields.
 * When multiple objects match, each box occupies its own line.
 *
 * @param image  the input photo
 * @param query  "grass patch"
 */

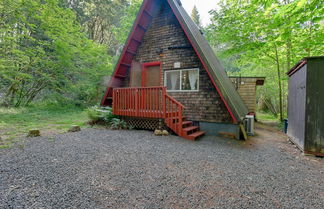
xmin=257 ymin=111 xmax=279 ymax=122
xmin=0 ymin=104 xmax=89 ymax=148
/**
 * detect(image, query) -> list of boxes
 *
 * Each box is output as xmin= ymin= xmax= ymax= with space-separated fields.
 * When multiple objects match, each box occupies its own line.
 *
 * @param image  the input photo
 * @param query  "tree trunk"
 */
xmin=275 ymin=46 xmax=283 ymax=121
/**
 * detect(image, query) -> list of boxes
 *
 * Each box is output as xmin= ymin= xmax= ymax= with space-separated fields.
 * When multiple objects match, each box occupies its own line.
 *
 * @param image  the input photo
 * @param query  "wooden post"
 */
xmin=135 ymin=88 xmax=139 ymax=117
xmin=163 ymin=88 xmax=166 ymax=119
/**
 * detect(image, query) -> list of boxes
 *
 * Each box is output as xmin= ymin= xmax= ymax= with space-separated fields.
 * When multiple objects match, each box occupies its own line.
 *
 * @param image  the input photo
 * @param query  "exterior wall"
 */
xmin=230 ymin=78 xmax=257 ymax=113
xmin=199 ymin=122 xmax=240 ymax=139
xmin=133 ymin=1 xmax=231 ymax=123
xmin=287 ymin=65 xmax=307 ymax=150
xmin=304 ymin=58 xmax=324 ymax=155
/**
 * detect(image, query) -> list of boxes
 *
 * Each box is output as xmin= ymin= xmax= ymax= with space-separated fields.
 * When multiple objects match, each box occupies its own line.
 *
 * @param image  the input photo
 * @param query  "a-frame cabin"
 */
xmin=101 ymin=0 xmax=248 ymax=140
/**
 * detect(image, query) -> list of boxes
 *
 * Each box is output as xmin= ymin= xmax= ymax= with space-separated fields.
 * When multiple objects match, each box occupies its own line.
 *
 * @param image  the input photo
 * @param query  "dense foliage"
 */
xmin=0 ymin=0 xmax=141 ymax=107
xmin=1 ymin=0 xmax=322 ymax=123
xmin=206 ymin=0 xmax=323 ymax=120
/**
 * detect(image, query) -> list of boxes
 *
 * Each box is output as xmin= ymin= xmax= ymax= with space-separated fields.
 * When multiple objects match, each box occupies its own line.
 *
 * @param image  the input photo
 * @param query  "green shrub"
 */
xmin=87 ymin=106 xmax=133 ymax=129
xmin=87 ymin=106 xmax=114 ymax=123
xmin=87 ymin=107 xmax=101 ymax=121
xmin=110 ymin=118 xmax=128 ymax=130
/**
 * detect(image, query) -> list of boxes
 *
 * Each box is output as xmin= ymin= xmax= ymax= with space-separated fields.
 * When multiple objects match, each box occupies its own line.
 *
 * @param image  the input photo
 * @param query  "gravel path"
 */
xmin=1 ymin=125 xmax=323 ymax=208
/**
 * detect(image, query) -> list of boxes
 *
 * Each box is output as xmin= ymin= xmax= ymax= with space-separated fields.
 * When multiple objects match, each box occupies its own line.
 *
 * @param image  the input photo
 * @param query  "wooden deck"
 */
xmin=112 ymin=86 xmax=204 ymax=140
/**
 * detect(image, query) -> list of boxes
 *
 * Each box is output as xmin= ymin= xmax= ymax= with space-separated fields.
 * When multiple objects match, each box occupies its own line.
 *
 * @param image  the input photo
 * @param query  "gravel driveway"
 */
xmin=1 ymin=125 xmax=323 ymax=208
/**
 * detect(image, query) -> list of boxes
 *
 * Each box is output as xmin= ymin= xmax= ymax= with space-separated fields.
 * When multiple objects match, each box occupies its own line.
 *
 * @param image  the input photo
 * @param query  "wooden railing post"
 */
xmin=162 ymin=87 xmax=166 ymax=119
xmin=112 ymin=89 xmax=115 ymax=115
xmin=179 ymin=106 xmax=183 ymax=135
xmin=135 ymin=88 xmax=139 ymax=117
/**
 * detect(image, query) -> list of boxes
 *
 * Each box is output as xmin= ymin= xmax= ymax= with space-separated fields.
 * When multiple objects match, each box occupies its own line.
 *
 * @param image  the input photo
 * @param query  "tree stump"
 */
xmin=68 ymin=125 xmax=81 ymax=132
xmin=27 ymin=129 xmax=40 ymax=137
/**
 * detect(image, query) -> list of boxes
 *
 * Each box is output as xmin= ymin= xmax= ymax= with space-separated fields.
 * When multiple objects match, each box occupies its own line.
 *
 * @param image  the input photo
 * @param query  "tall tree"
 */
xmin=206 ymin=0 xmax=324 ymax=121
xmin=61 ymin=0 xmax=131 ymax=55
xmin=0 ymin=0 xmax=111 ymax=107
xmin=191 ymin=5 xmax=202 ymax=28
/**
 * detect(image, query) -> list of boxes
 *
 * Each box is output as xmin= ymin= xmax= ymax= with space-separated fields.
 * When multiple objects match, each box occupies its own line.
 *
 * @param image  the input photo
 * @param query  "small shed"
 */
xmin=229 ymin=76 xmax=265 ymax=115
xmin=287 ymin=56 xmax=324 ymax=156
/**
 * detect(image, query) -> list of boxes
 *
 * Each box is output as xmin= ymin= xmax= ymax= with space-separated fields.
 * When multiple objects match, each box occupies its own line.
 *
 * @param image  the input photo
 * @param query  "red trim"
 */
xmin=287 ymin=60 xmax=307 ymax=77
xmin=102 ymin=0 xmax=238 ymax=123
xmin=167 ymin=0 xmax=237 ymax=123
xmin=101 ymin=0 xmax=151 ymax=106
xmin=142 ymin=61 xmax=162 ymax=87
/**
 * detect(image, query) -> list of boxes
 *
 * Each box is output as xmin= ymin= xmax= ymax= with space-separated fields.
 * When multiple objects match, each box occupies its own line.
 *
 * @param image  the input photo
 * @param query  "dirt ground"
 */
xmin=254 ymin=122 xmax=323 ymax=163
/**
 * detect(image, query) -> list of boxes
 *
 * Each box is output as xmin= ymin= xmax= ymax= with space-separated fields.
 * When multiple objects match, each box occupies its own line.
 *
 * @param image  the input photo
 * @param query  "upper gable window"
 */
xmin=165 ymin=68 xmax=199 ymax=92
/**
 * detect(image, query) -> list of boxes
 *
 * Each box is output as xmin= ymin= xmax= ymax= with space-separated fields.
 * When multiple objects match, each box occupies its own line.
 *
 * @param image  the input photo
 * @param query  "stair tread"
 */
xmin=183 ymin=126 xmax=199 ymax=132
xmin=188 ymin=131 xmax=205 ymax=138
xmin=182 ymin=121 xmax=192 ymax=125
xmin=169 ymin=116 xmax=186 ymax=118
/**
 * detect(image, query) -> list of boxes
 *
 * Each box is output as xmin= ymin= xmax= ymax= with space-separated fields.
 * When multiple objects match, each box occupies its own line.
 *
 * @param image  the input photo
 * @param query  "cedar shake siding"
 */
xmin=132 ymin=1 xmax=231 ymax=123
xmin=229 ymin=77 xmax=265 ymax=114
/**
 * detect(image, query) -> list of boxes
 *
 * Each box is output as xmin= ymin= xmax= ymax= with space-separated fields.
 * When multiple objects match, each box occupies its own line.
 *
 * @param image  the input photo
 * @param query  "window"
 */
xmin=164 ymin=68 xmax=199 ymax=92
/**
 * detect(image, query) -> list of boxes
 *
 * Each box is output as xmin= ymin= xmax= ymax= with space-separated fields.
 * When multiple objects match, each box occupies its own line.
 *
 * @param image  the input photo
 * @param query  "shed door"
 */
xmin=287 ymin=65 xmax=307 ymax=149
xmin=142 ymin=63 xmax=161 ymax=87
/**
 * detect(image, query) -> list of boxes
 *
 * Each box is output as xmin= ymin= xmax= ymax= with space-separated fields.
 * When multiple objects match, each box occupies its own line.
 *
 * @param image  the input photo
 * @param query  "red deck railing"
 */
xmin=164 ymin=94 xmax=184 ymax=134
xmin=112 ymin=86 xmax=184 ymax=135
xmin=113 ymin=87 xmax=165 ymax=118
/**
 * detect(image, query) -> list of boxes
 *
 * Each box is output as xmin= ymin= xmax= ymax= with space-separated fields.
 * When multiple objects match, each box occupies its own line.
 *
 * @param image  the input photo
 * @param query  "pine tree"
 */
xmin=191 ymin=6 xmax=202 ymax=28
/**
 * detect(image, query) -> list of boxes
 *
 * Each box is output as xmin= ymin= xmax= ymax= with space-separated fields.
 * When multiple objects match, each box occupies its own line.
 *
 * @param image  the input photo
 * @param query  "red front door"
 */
xmin=142 ymin=62 xmax=161 ymax=87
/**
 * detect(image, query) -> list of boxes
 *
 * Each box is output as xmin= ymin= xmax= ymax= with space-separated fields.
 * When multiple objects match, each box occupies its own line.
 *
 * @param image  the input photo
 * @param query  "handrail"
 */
xmin=113 ymin=86 xmax=185 ymax=136
xmin=164 ymin=94 xmax=183 ymax=134
xmin=113 ymin=86 xmax=165 ymax=90
xmin=165 ymin=94 xmax=185 ymax=108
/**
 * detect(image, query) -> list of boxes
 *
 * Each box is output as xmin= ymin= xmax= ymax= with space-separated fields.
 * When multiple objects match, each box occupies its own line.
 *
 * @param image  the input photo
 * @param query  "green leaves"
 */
xmin=206 ymin=0 xmax=323 ymax=119
xmin=0 ymin=0 xmax=112 ymax=107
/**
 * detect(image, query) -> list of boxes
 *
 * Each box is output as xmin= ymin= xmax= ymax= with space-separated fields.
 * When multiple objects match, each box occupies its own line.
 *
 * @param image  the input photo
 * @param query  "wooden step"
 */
xmin=182 ymin=121 xmax=193 ymax=127
xmin=115 ymin=74 xmax=126 ymax=79
xmin=167 ymin=117 xmax=186 ymax=123
xmin=183 ymin=126 xmax=198 ymax=133
xmin=169 ymin=116 xmax=186 ymax=120
xmin=187 ymin=131 xmax=205 ymax=140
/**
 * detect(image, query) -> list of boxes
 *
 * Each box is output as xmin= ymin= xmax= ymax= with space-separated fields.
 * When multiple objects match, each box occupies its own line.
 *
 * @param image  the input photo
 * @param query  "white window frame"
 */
xmin=164 ymin=68 xmax=199 ymax=92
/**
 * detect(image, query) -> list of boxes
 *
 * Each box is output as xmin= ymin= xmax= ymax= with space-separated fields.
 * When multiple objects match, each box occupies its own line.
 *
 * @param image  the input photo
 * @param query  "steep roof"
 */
xmin=167 ymin=0 xmax=248 ymax=122
xmin=101 ymin=0 xmax=248 ymax=123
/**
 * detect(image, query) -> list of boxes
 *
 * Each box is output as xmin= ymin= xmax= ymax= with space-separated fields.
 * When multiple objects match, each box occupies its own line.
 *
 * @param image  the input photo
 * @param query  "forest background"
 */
xmin=0 ymin=0 xmax=323 ymax=141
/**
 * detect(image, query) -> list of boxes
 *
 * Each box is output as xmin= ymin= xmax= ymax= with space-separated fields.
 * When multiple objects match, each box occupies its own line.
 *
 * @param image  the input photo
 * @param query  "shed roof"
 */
xmin=229 ymin=76 xmax=266 ymax=86
xmin=287 ymin=56 xmax=324 ymax=77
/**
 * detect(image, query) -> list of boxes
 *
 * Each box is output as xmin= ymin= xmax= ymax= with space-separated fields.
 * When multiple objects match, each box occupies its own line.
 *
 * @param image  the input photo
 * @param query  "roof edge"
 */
xmin=287 ymin=59 xmax=307 ymax=77
xmin=229 ymin=76 xmax=266 ymax=79
xmin=167 ymin=0 xmax=239 ymax=123
xmin=287 ymin=56 xmax=324 ymax=77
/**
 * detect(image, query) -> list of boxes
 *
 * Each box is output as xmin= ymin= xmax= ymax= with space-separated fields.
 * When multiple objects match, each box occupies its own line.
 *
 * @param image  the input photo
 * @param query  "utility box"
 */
xmin=287 ymin=56 xmax=324 ymax=156
xmin=245 ymin=115 xmax=255 ymax=136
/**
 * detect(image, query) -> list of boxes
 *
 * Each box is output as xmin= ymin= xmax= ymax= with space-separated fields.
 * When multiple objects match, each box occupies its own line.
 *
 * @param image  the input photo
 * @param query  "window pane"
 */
xmin=166 ymin=71 xmax=180 ymax=90
xmin=182 ymin=69 xmax=198 ymax=90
